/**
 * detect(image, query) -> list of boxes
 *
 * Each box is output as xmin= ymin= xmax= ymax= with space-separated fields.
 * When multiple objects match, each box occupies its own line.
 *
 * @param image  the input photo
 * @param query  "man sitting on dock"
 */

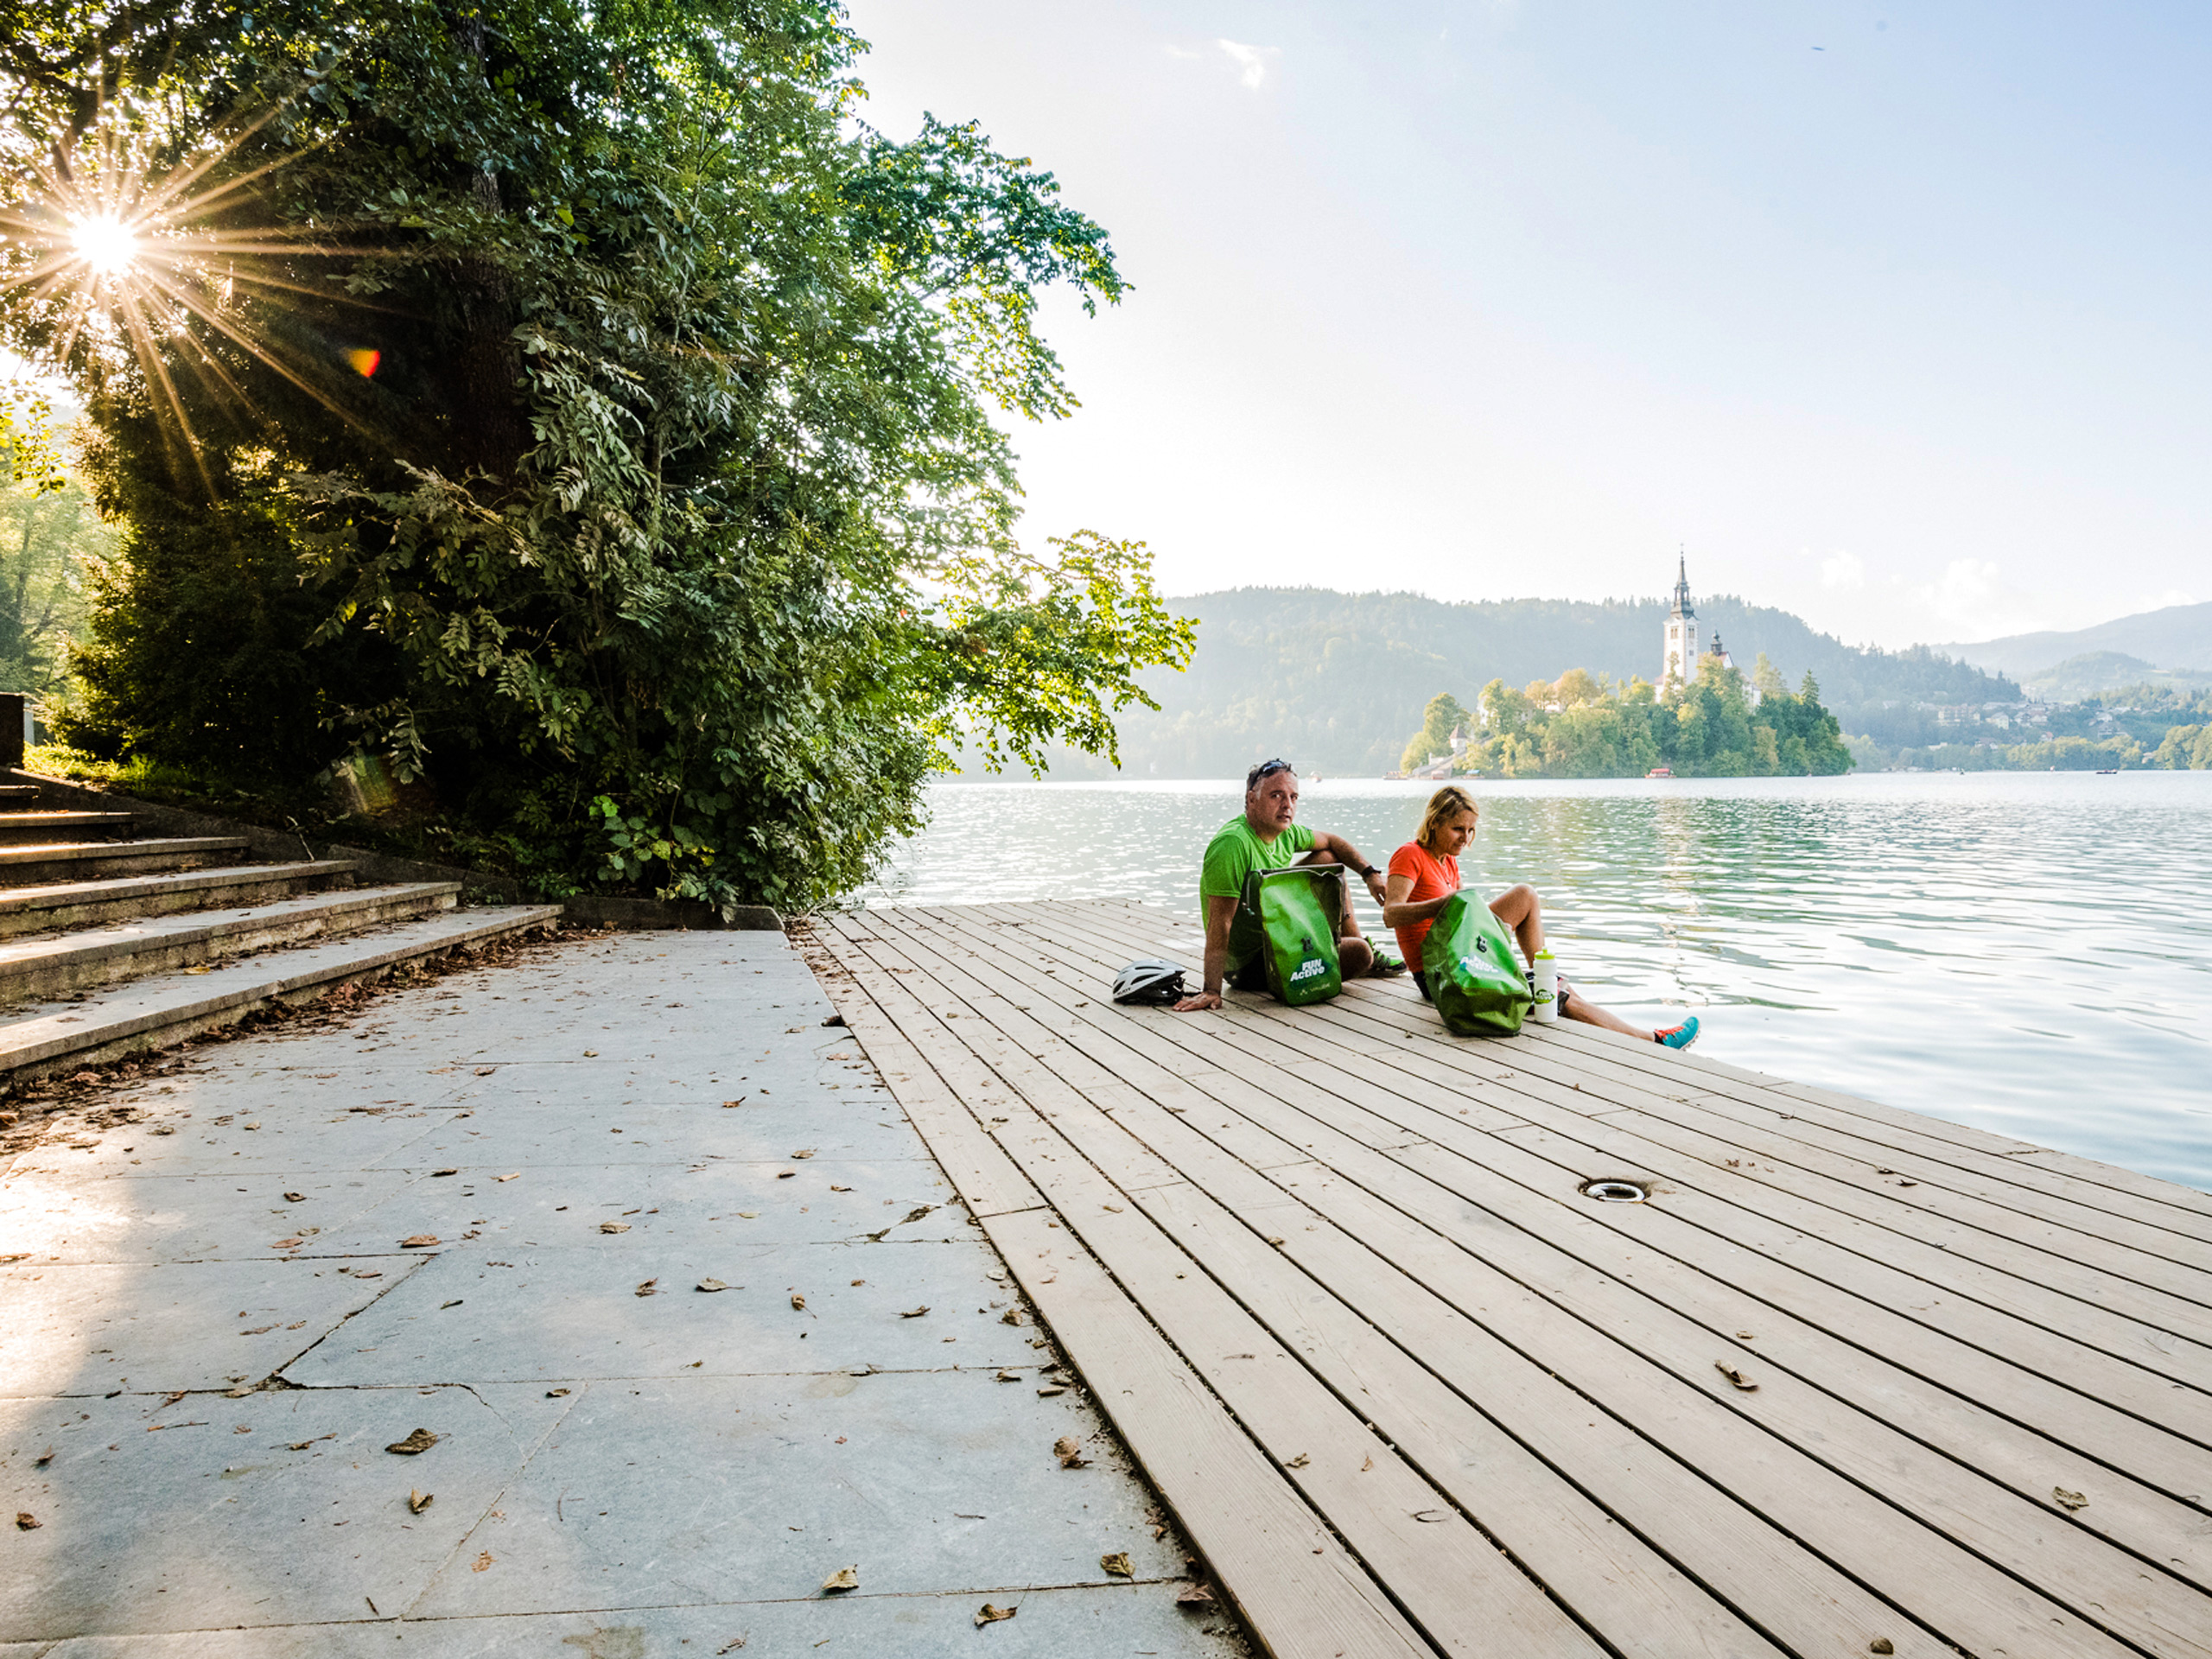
xmin=1173 ymin=760 xmax=1393 ymax=1013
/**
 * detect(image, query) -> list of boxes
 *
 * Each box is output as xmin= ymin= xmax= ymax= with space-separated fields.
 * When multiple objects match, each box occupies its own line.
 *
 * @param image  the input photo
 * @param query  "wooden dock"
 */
xmin=802 ymin=899 xmax=2212 ymax=1659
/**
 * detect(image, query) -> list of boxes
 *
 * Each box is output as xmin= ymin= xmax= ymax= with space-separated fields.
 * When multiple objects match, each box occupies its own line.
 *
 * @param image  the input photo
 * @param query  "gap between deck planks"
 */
xmin=804 ymin=902 xmax=2212 ymax=1659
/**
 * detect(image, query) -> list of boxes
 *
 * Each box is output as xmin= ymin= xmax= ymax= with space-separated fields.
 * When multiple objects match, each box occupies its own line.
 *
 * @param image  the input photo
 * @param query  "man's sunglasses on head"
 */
xmin=1246 ymin=759 xmax=1294 ymax=790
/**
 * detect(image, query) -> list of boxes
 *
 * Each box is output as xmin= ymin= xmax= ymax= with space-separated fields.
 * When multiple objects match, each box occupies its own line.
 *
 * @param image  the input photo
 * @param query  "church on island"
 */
xmin=1658 ymin=554 xmax=1751 ymax=703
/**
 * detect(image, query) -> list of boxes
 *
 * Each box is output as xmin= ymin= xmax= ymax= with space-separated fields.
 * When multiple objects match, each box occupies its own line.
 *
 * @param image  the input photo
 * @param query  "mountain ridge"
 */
xmin=1934 ymin=601 xmax=2212 ymax=680
xmin=1036 ymin=586 xmax=2015 ymax=779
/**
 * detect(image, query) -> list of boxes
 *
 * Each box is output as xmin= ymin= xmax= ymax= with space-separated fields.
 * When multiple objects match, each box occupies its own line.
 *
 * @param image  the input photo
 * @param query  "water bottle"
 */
xmin=1530 ymin=950 xmax=1559 ymax=1024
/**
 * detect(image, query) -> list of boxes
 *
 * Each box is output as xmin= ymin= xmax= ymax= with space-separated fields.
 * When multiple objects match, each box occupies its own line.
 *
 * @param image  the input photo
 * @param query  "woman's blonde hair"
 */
xmin=1417 ymin=784 xmax=1479 ymax=852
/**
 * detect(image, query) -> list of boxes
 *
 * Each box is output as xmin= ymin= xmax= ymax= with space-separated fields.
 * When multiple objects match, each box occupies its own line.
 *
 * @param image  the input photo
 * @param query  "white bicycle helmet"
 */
xmin=1111 ymin=958 xmax=1188 ymax=1006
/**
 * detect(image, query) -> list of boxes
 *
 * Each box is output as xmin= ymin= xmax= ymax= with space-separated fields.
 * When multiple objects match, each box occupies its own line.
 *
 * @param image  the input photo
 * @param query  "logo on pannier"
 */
xmin=1288 ymin=957 xmax=1328 ymax=983
xmin=1472 ymin=936 xmax=1492 ymax=955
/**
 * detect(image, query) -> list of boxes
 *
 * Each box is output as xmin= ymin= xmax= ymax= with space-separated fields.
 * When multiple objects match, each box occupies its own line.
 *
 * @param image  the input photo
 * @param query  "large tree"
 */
xmin=0 ymin=0 xmax=1192 ymax=910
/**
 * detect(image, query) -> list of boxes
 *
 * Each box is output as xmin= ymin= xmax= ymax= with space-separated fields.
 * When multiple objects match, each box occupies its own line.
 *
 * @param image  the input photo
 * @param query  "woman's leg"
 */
xmin=1487 ymin=883 xmax=1546 ymax=963
xmin=1559 ymin=976 xmax=1656 ymax=1039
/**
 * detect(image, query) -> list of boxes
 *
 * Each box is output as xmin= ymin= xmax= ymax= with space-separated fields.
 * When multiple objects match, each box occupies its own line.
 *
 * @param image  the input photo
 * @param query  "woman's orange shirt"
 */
xmin=1388 ymin=839 xmax=1459 ymax=970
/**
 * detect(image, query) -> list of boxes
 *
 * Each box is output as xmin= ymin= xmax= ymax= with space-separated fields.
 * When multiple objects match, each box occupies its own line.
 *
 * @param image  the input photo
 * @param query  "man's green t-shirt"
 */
xmin=1200 ymin=814 xmax=1315 ymax=972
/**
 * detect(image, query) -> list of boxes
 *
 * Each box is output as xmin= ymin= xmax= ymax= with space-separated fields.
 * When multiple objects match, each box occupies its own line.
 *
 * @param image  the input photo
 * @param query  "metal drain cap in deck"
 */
xmin=1580 ymin=1179 xmax=1649 ymax=1204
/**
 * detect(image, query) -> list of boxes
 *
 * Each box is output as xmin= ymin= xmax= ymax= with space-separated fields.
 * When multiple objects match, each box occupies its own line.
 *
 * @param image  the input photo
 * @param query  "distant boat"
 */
xmin=1645 ymin=766 xmax=1674 ymax=779
xmin=2096 ymin=768 xmax=2119 ymax=774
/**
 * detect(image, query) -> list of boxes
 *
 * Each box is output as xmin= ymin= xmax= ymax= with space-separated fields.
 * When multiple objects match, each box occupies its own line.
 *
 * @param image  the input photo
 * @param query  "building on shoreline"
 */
xmin=1659 ymin=553 xmax=1700 ymax=696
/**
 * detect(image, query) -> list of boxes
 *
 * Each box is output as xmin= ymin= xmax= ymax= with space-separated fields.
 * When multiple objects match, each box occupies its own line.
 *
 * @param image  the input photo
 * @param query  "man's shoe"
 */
xmin=1656 ymin=1016 xmax=1700 ymax=1051
xmin=1366 ymin=938 xmax=1409 ymax=976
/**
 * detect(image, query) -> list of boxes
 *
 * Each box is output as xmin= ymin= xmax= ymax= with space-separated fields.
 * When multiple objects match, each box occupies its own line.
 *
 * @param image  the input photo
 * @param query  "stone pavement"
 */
xmin=0 ymin=929 xmax=1249 ymax=1657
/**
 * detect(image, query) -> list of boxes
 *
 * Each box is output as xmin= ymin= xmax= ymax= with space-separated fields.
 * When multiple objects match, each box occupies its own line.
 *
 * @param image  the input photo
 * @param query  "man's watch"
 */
xmin=1357 ymin=863 xmax=1379 ymax=880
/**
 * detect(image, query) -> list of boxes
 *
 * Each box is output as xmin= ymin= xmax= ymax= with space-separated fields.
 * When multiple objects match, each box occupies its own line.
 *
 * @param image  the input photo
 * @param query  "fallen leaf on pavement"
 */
xmin=821 ymin=1566 xmax=858 ymax=1592
xmin=1100 ymin=1552 xmax=1132 ymax=1578
xmin=776 ymin=1170 xmax=796 ymax=1179
xmin=408 ymin=1490 xmax=433 ymax=1514
xmin=32 ymin=1448 xmax=52 ymax=1467
xmin=995 ymin=1370 xmax=1020 ymax=1382
xmin=385 ymin=1428 xmax=439 ymax=1455
xmin=471 ymin=1552 xmax=493 ymax=1572
xmin=441 ymin=1300 xmax=464 ymax=1310
xmin=283 ymin=1192 xmax=307 ymax=1204
xmin=901 ymin=1205 xmax=933 ymax=1224
xmin=737 ymin=1211 xmax=759 ymax=1219
xmin=2053 ymin=1487 xmax=2088 ymax=1511
xmin=830 ymin=1184 xmax=851 ymax=1192
xmin=16 ymin=1513 xmax=39 ymax=1529
xmin=1870 ymin=1642 xmax=1894 ymax=1655
xmin=288 ymin=1433 xmax=335 ymax=1451
xmin=975 ymin=1603 xmax=1015 ymax=1625
xmin=600 ymin=1222 xmax=630 ymax=1234
xmin=899 ymin=1306 xmax=929 ymax=1319
xmin=999 ymin=1309 xmax=1026 ymax=1326
xmin=401 ymin=1235 xmax=439 ymax=1249
xmin=635 ymin=1279 xmax=659 ymax=1298
xmin=582 ymin=1050 xmax=598 ymax=1058
xmin=1053 ymin=1436 xmax=1089 ymax=1469
xmin=1286 ymin=1452 xmax=1310 ymax=1468
xmin=722 ymin=1099 xmax=744 ymax=1108
xmin=791 ymin=1293 xmax=806 ymax=1311
xmin=546 ymin=1389 xmax=570 ymax=1398
xmin=1176 ymin=1582 xmax=1217 ymax=1606
xmin=431 ymin=1168 xmax=459 ymax=1178
xmin=496 ymin=1172 xmax=519 ymax=1182
xmin=1714 ymin=1363 xmax=1758 ymax=1392
xmin=791 ymin=1149 xmax=815 ymax=1160
xmin=696 ymin=1278 xmax=729 ymax=1293
xmin=1036 ymin=1385 xmax=1065 ymax=1397
xmin=241 ymin=1325 xmax=276 ymax=1336
xmin=474 ymin=1067 xmax=497 ymax=1076
xmin=822 ymin=1014 xmax=847 ymax=1027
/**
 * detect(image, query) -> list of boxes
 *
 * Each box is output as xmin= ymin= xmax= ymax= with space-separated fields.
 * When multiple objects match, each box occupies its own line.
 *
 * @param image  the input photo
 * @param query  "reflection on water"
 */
xmin=861 ymin=773 xmax=2212 ymax=1192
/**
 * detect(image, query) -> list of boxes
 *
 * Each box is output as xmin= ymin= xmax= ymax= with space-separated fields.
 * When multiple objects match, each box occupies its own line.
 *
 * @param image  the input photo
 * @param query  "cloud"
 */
xmin=1163 ymin=43 xmax=1202 ymax=60
xmin=1819 ymin=550 xmax=1865 ymax=589
xmin=1217 ymin=39 xmax=1278 ymax=90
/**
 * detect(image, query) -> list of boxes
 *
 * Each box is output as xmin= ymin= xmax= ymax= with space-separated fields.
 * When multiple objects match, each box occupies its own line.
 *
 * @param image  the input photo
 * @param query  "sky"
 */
xmin=842 ymin=1 xmax=2212 ymax=650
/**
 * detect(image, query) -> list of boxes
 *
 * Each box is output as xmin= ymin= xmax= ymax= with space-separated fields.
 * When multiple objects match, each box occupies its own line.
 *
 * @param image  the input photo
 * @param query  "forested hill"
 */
xmin=1039 ymin=587 xmax=2015 ymax=779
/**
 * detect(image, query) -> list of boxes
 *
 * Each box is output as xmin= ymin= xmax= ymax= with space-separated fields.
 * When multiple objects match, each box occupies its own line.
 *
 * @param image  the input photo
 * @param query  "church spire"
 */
xmin=1671 ymin=549 xmax=1695 ymax=618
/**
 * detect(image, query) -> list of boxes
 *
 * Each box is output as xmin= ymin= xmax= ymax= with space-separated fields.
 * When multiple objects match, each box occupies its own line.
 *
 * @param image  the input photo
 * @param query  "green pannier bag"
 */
xmin=1422 ymin=892 xmax=1532 ymax=1038
xmin=1234 ymin=865 xmax=1346 ymax=1006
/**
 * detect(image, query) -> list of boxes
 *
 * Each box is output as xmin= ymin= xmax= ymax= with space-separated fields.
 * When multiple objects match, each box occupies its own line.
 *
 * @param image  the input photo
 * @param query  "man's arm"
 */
xmin=1173 ymin=894 xmax=1240 ymax=1012
xmin=1308 ymin=830 xmax=1389 ymax=909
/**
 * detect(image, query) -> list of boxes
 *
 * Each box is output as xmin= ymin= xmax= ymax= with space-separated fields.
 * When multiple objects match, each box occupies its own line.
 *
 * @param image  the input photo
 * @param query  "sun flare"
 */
xmin=69 ymin=215 xmax=140 ymax=276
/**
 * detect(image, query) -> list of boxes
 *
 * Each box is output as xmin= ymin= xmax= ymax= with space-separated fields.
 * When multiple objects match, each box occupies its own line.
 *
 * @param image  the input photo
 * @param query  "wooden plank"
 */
xmin=810 ymin=924 xmax=1436 ymax=1659
xmin=928 ymin=903 xmax=2212 ymax=1536
xmin=982 ymin=1209 xmax=1436 ymax=1659
xmin=827 ymin=923 xmax=1592 ymax=1659
xmin=871 ymin=906 xmax=2209 ymax=1659
xmin=1042 ymin=902 xmax=2212 ymax=1395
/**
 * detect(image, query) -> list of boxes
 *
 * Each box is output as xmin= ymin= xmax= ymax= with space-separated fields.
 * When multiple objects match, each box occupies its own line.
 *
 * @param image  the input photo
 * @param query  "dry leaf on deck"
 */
xmin=546 ymin=1389 xmax=570 ymax=1398
xmin=408 ymin=1490 xmax=433 ymax=1514
xmin=696 ymin=1279 xmax=729 ymax=1293
xmin=995 ymin=1370 xmax=1020 ymax=1382
xmin=1176 ymin=1582 xmax=1217 ymax=1606
xmin=400 ymin=1235 xmax=439 ymax=1249
xmin=471 ymin=1552 xmax=494 ymax=1572
xmin=821 ymin=1566 xmax=858 ymax=1592
xmin=496 ymin=1173 xmax=520 ymax=1182
xmin=1036 ymin=1385 xmax=1065 ymax=1397
xmin=899 ymin=1306 xmax=929 ymax=1319
xmin=1053 ymin=1436 xmax=1089 ymax=1469
xmin=1870 ymin=1642 xmax=1894 ymax=1655
xmin=722 ymin=1099 xmax=744 ymax=1108
xmin=15 ymin=1512 xmax=38 ymax=1530
xmin=635 ymin=1280 xmax=658 ymax=1297
xmin=2053 ymin=1487 xmax=2088 ymax=1511
xmin=1714 ymin=1363 xmax=1758 ymax=1392
xmin=975 ymin=1602 xmax=1015 ymax=1625
xmin=288 ymin=1433 xmax=335 ymax=1451
xmin=600 ymin=1222 xmax=630 ymax=1234
xmin=431 ymin=1167 xmax=459 ymax=1177
xmin=830 ymin=1185 xmax=851 ymax=1192
xmin=1100 ymin=1552 xmax=1133 ymax=1578
xmin=999 ymin=1309 xmax=1026 ymax=1326
xmin=32 ymin=1448 xmax=52 ymax=1467
xmin=791 ymin=1149 xmax=816 ymax=1160
xmin=1285 ymin=1452 xmax=1310 ymax=1468
xmin=282 ymin=1192 xmax=307 ymax=1204
xmin=385 ymin=1428 xmax=439 ymax=1455
xmin=791 ymin=1293 xmax=807 ymax=1311
xmin=901 ymin=1205 xmax=934 ymax=1224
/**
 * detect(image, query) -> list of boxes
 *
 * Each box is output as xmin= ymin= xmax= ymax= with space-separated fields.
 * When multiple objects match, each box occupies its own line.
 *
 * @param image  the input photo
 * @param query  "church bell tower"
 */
xmin=1660 ymin=552 xmax=1700 ymax=694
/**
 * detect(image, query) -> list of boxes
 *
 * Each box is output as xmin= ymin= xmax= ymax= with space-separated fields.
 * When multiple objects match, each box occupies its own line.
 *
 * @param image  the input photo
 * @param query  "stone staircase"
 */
xmin=0 ymin=782 xmax=559 ymax=1085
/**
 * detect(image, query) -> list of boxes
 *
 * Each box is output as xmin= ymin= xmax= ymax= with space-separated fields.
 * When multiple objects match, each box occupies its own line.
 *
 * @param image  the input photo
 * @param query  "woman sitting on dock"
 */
xmin=1383 ymin=785 xmax=1700 ymax=1049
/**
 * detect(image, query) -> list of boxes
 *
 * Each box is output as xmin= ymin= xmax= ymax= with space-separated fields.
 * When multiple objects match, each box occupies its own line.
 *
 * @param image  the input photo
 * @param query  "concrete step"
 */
xmin=0 ymin=882 xmax=462 ymax=1001
xmin=0 ymin=836 xmax=255 ymax=886
xmin=0 ymin=785 xmax=35 ymax=807
xmin=0 ymin=811 xmax=135 ymax=846
xmin=0 ymin=861 xmax=359 ymax=938
xmin=0 ymin=903 xmax=562 ymax=1083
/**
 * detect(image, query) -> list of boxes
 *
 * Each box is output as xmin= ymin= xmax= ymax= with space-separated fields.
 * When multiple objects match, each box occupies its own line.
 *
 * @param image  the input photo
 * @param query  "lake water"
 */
xmin=859 ymin=773 xmax=2212 ymax=1193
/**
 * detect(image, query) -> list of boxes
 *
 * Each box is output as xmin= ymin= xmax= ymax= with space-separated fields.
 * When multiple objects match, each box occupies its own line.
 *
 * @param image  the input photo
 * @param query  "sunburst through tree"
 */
xmin=0 ymin=102 xmax=374 ymax=490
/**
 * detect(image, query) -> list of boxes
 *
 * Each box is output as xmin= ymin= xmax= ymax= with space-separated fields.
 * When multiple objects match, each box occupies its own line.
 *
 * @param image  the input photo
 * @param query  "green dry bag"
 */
xmin=1422 ymin=892 xmax=1532 ymax=1037
xmin=1238 ymin=865 xmax=1345 ymax=1006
